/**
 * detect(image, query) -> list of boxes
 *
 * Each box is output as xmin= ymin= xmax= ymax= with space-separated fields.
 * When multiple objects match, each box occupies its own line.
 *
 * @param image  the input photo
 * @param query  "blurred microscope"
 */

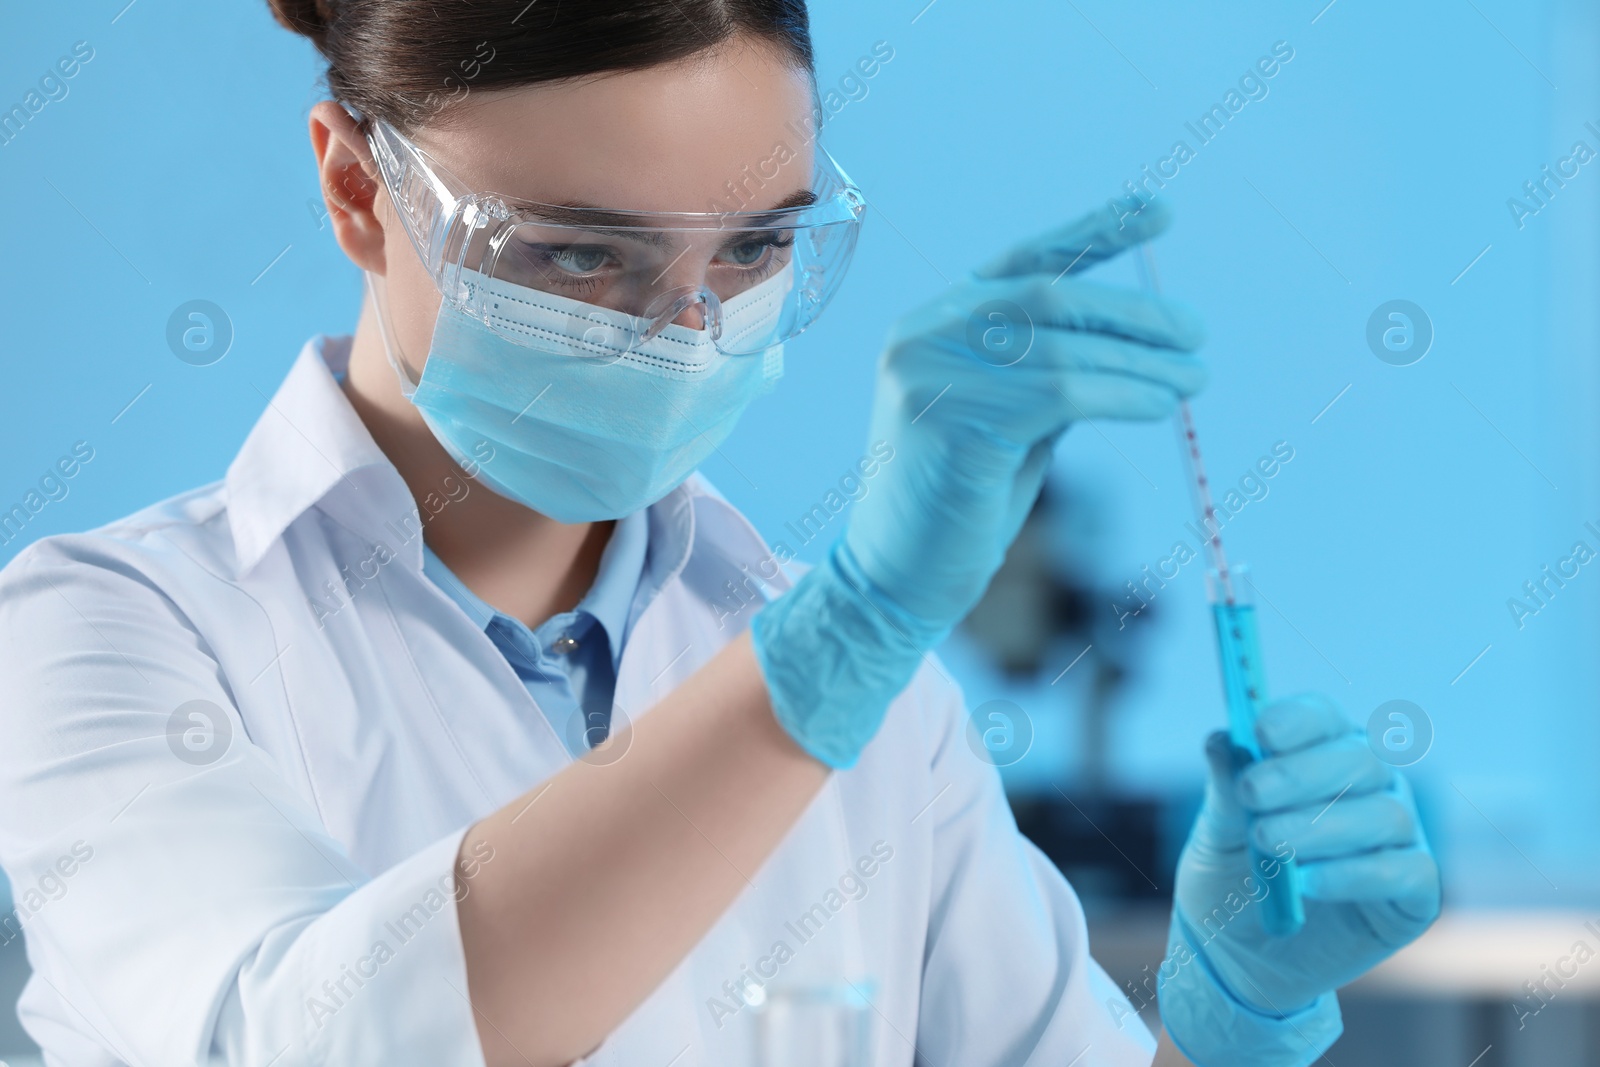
xmin=959 ymin=478 xmax=1183 ymax=909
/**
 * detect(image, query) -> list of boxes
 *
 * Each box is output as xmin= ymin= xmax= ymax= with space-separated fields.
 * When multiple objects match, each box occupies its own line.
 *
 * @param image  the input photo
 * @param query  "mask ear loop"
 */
xmin=361 ymin=147 xmax=441 ymax=402
xmin=343 ymin=100 xmax=433 ymax=403
xmin=364 ymin=268 xmax=425 ymax=401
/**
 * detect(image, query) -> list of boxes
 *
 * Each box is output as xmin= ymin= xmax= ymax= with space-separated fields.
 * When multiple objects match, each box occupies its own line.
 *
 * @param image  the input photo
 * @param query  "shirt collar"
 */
xmin=585 ymin=505 xmax=649 ymax=649
xmin=420 ymin=505 xmax=651 ymax=671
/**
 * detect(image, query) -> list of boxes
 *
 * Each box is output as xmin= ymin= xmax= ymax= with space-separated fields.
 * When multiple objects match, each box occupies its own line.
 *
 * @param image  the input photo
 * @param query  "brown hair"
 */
xmin=266 ymin=0 xmax=815 ymax=133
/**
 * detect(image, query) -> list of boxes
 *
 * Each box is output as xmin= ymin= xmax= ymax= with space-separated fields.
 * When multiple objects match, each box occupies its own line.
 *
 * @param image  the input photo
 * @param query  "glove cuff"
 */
xmin=751 ymin=540 xmax=946 ymax=769
xmin=1157 ymin=911 xmax=1343 ymax=1067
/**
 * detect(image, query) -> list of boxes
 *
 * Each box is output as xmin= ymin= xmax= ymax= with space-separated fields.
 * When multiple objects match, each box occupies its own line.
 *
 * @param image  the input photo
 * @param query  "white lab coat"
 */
xmin=0 ymin=336 xmax=1155 ymax=1066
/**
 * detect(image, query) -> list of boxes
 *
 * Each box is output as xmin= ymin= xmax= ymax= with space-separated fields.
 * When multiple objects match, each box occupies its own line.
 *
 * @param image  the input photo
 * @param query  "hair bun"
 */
xmin=268 ymin=0 xmax=335 ymax=39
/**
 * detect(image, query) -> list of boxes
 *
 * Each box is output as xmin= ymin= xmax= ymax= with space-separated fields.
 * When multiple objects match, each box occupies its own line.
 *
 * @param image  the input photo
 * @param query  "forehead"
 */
xmin=413 ymin=38 xmax=817 ymax=214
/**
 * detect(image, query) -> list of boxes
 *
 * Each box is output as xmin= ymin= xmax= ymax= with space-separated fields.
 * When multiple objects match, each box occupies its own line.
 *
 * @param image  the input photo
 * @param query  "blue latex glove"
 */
xmin=1159 ymin=694 xmax=1442 ymax=1067
xmin=752 ymin=200 xmax=1207 ymax=767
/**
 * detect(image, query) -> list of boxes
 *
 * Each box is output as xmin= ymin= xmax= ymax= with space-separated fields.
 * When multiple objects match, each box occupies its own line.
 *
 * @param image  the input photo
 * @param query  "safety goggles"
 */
xmin=356 ymin=110 xmax=866 ymax=357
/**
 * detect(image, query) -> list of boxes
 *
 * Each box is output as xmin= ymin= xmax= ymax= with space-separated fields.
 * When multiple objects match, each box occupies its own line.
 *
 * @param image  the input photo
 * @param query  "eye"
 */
xmin=725 ymin=240 xmax=771 ymax=266
xmin=547 ymin=246 xmax=611 ymax=275
xmin=718 ymin=232 xmax=794 ymax=269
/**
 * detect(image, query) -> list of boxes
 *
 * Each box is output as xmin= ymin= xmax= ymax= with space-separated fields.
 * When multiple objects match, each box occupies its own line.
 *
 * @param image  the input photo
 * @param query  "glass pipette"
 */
xmin=1133 ymin=242 xmax=1306 ymax=938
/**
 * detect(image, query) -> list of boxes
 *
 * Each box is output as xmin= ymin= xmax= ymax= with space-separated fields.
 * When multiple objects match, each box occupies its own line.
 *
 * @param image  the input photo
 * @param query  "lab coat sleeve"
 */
xmin=907 ymin=661 xmax=1156 ymax=1066
xmin=0 ymin=541 xmax=488 ymax=1067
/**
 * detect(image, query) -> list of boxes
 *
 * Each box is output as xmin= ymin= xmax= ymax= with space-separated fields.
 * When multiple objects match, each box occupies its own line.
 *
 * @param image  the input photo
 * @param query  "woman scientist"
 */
xmin=0 ymin=2 xmax=1439 ymax=1065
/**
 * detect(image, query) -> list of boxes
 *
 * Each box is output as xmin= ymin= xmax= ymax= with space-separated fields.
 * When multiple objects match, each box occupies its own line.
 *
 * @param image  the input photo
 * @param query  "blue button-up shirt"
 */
xmin=420 ymin=508 xmax=651 ymax=757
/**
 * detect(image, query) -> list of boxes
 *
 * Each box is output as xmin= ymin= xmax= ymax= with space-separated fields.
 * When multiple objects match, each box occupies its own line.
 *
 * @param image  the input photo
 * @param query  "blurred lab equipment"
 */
xmin=754 ymin=982 xmax=875 ymax=1067
xmin=961 ymin=478 xmax=1173 ymax=905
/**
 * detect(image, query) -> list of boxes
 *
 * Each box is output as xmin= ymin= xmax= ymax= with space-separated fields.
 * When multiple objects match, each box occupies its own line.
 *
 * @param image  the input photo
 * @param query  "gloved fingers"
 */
xmin=1296 ymin=846 xmax=1441 ymax=906
xmin=883 ymin=281 xmax=1203 ymax=392
xmin=906 ymin=369 xmax=1187 ymax=444
xmin=1047 ymin=371 xmax=1188 ymax=423
xmin=1251 ymin=789 xmax=1418 ymax=861
xmin=1253 ymin=692 xmax=1358 ymax=756
xmin=1237 ymin=734 xmax=1396 ymax=814
xmin=1021 ymin=327 xmax=1210 ymax=396
xmin=995 ymin=275 xmax=1208 ymax=352
xmin=972 ymin=197 xmax=1173 ymax=281
xmin=912 ymin=335 xmax=1207 ymax=439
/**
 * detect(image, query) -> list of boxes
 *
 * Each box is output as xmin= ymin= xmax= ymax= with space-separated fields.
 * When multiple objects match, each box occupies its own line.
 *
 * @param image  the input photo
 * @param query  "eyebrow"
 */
xmin=528 ymin=189 xmax=819 ymax=244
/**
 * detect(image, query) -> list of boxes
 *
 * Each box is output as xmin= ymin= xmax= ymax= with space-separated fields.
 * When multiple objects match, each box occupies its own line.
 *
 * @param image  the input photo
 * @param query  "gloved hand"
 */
xmin=752 ymin=200 xmax=1207 ymax=767
xmin=1159 ymin=694 xmax=1442 ymax=1067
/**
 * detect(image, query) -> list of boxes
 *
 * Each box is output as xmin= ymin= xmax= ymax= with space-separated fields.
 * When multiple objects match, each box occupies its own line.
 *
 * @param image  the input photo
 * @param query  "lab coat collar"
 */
xmin=225 ymin=335 xmax=407 ymax=576
xmin=225 ymin=334 xmax=794 ymax=599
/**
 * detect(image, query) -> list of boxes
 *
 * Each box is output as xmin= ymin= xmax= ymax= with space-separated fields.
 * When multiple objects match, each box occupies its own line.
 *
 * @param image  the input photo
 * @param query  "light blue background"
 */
xmin=1 ymin=0 xmax=1593 ymax=914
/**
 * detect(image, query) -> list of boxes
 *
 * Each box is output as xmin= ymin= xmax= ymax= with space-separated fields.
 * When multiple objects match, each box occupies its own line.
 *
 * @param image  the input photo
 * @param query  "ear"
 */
xmin=309 ymin=100 xmax=387 ymax=273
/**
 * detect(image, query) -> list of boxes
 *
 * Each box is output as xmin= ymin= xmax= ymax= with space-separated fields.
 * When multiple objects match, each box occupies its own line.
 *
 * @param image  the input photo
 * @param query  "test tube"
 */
xmin=1207 ymin=565 xmax=1306 ymax=938
xmin=1137 ymin=241 xmax=1305 ymax=938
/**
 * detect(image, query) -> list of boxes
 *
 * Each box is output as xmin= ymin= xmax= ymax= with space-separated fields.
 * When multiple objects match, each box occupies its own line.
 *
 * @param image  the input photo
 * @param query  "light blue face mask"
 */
xmin=373 ymin=264 xmax=788 ymax=523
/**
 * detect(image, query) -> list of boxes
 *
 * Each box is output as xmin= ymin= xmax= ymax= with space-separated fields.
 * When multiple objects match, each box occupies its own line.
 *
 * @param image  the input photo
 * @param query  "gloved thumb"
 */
xmin=1194 ymin=730 xmax=1250 ymax=850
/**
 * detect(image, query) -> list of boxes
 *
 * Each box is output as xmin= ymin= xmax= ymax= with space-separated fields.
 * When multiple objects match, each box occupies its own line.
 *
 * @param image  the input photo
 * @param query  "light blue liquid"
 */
xmin=1211 ymin=601 xmax=1306 ymax=938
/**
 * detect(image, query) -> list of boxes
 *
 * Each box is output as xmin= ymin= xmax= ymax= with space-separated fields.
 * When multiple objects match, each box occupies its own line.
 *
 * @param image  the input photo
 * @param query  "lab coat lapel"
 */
xmin=283 ymin=518 xmax=576 ymax=876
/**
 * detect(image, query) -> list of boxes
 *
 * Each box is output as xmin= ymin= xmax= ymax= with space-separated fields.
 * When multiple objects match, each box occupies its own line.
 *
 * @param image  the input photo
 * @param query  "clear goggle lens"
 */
xmin=362 ymin=115 xmax=865 ymax=357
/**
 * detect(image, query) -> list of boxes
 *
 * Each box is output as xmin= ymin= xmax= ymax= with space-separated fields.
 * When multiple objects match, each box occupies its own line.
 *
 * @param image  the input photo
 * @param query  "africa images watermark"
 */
xmin=710 ymin=440 xmax=896 ymax=630
xmin=705 ymin=40 xmax=895 ymax=215
xmin=1506 ymin=120 xmax=1600 ymax=232
xmin=1112 ymin=441 xmax=1295 ymax=629
xmin=1107 ymin=840 xmax=1298 ymax=1028
xmin=1512 ymin=919 xmax=1600 ymax=1031
xmin=308 ymin=441 xmax=496 ymax=628
xmin=305 ymin=837 xmax=496 ymax=1030
xmin=1 ymin=40 xmax=95 ymax=148
xmin=0 ymin=440 xmax=96 ymax=548
xmin=1504 ymin=518 xmax=1600 ymax=631
xmin=0 ymin=841 xmax=95 ymax=950
xmin=1109 ymin=40 xmax=1296 ymax=228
